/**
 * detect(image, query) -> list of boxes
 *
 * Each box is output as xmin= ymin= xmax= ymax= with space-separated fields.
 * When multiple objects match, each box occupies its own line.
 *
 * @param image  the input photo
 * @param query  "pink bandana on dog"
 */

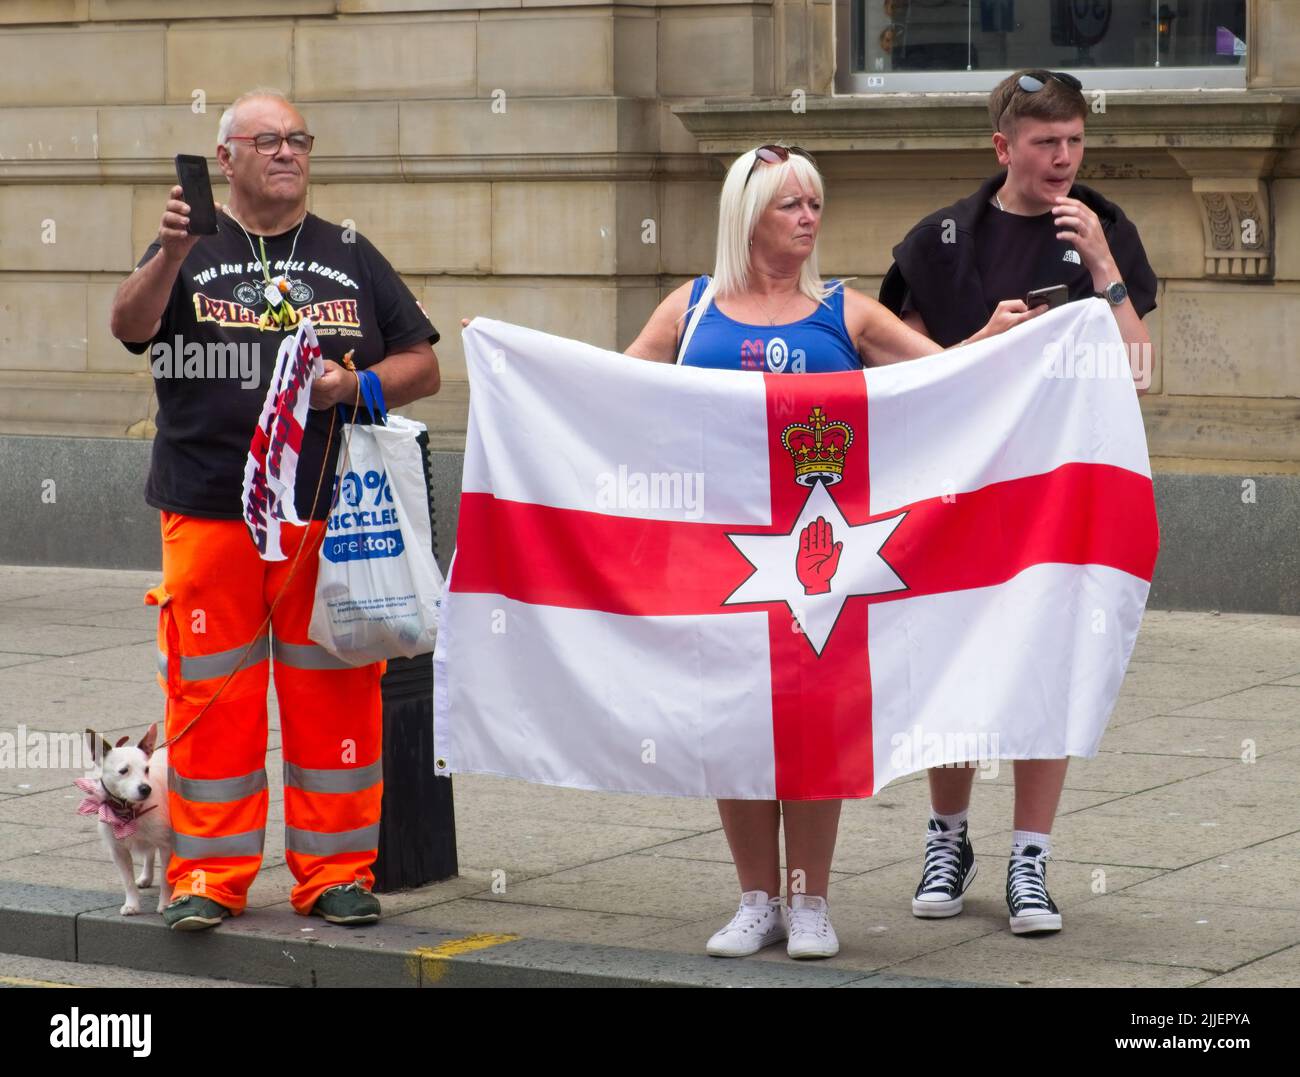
xmin=75 ymin=777 xmax=157 ymax=840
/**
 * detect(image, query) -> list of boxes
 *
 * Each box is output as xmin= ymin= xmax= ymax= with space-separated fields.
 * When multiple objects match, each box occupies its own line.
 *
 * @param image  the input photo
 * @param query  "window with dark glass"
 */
xmin=849 ymin=0 xmax=1246 ymax=76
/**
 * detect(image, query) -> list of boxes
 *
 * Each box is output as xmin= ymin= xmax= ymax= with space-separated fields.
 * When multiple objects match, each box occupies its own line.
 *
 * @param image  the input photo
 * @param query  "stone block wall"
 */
xmin=0 ymin=0 xmax=1295 ymax=473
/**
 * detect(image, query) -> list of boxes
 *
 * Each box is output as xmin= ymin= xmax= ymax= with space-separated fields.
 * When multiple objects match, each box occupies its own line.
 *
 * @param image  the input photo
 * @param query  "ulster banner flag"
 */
xmin=434 ymin=299 xmax=1159 ymax=799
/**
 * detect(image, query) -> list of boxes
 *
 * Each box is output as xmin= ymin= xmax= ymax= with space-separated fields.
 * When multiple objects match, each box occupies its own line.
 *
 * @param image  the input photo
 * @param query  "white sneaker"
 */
xmin=706 ymin=890 xmax=788 ymax=957
xmin=786 ymin=894 xmax=839 ymax=959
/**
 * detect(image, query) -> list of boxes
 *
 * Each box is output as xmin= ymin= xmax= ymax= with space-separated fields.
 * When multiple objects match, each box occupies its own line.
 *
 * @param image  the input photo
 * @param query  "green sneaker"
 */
xmin=311 ymin=881 xmax=381 ymax=925
xmin=162 ymin=894 xmax=231 ymax=932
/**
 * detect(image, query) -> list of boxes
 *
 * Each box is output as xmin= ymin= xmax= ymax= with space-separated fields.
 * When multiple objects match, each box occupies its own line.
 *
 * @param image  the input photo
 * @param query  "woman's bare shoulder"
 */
xmin=627 ymin=278 xmax=702 ymax=363
xmin=662 ymin=279 xmax=697 ymax=319
xmin=839 ymin=285 xmax=889 ymax=336
xmin=652 ymin=279 xmax=704 ymax=337
xmin=839 ymin=285 xmax=885 ymax=314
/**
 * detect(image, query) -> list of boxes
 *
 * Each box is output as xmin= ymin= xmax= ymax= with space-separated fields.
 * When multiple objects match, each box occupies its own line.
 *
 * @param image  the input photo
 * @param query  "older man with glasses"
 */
xmin=109 ymin=90 xmax=441 ymax=932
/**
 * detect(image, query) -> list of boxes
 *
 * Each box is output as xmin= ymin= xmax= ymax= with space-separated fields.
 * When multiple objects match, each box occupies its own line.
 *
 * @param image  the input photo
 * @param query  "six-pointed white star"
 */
xmin=723 ymin=481 xmax=907 ymax=655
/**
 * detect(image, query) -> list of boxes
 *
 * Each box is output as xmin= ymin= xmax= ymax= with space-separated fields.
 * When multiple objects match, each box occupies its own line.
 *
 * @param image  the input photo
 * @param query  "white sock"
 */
xmin=931 ymin=807 xmax=968 ymax=832
xmin=1012 ymin=830 xmax=1052 ymax=856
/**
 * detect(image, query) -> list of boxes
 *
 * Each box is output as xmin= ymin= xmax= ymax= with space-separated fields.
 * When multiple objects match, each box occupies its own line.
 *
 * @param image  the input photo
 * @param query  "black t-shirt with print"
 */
xmin=901 ymin=205 xmax=1097 ymax=317
xmin=123 ymin=210 xmax=438 ymax=521
xmin=973 ymin=205 xmax=1096 ymax=312
xmin=883 ymin=171 xmax=1158 ymax=346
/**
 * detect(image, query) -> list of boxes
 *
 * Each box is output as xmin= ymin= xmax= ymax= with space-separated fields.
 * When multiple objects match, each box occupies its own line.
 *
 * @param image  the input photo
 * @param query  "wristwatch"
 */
xmin=1095 ymin=280 xmax=1128 ymax=306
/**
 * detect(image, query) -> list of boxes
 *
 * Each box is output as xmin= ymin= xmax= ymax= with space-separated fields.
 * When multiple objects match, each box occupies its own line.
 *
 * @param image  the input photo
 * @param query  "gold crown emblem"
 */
xmin=781 ymin=407 xmax=854 ymax=486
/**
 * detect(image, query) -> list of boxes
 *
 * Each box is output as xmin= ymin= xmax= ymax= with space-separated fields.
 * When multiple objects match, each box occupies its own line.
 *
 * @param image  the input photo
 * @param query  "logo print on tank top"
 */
xmin=766 ymin=337 xmax=789 ymax=372
xmin=741 ymin=339 xmax=766 ymax=370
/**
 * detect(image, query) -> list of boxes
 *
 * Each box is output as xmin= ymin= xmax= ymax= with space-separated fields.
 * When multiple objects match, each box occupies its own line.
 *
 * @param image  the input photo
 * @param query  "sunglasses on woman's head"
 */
xmin=744 ymin=144 xmax=818 ymax=188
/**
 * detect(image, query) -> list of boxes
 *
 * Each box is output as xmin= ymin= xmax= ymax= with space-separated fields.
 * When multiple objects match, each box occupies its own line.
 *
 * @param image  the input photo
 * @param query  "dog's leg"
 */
xmin=137 ymin=848 xmax=155 ymax=890
xmin=156 ymin=855 xmax=174 ymax=914
xmin=107 ymin=833 xmax=141 ymax=915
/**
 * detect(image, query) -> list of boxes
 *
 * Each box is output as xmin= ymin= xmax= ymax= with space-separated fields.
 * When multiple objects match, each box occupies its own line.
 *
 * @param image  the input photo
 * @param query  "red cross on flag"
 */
xmin=434 ymin=300 xmax=1158 ymax=799
xmin=242 ymin=317 xmax=323 ymax=560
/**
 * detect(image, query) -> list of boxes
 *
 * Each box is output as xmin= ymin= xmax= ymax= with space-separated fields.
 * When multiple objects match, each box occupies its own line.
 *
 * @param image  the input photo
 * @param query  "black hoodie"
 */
xmin=878 ymin=171 xmax=1158 ymax=347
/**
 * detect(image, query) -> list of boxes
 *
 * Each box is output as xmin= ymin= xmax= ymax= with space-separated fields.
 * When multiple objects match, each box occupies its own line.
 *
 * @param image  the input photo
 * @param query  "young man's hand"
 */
xmin=1051 ymin=196 xmax=1117 ymax=283
xmin=971 ymin=298 xmax=1047 ymax=343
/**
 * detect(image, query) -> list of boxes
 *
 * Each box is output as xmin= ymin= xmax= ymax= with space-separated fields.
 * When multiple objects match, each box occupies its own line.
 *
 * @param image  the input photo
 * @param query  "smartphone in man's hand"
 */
xmin=174 ymin=154 xmax=219 ymax=235
xmin=1025 ymin=285 xmax=1068 ymax=310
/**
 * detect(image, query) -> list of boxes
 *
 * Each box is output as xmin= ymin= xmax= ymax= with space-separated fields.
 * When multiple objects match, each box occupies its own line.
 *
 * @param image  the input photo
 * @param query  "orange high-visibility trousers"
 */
xmin=147 ymin=510 xmax=384 ymax=916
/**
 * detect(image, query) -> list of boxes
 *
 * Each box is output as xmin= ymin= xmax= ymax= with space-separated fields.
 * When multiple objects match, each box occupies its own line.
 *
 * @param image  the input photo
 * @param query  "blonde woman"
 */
xmin=624 ymin=145 xmax=1042 ymax=959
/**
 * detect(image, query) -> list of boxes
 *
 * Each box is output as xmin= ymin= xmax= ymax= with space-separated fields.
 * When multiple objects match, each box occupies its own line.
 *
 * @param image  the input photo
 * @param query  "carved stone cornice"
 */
xmin=1189 ymin=181 xmax=1273 ymax=279
xmin=672 ymin=89 xmax=1300 ymax=163
xmin=1168 ymin=152 xmax=1279 ymax=281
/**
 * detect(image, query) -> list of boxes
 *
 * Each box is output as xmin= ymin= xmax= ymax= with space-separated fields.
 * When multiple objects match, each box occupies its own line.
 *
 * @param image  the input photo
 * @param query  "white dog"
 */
xmin=78 ymin=725 xmax=173 ymax=916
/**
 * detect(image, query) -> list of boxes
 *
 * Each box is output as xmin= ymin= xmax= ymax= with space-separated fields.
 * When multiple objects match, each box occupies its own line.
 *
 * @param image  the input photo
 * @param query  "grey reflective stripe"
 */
xmin=172 ymin=828 xmax=265 ymax=859
xmin=284 ymin=759 xmax=382 ymax=795
xmin=169 ymin=766 xmax=267 ymax=803
xmin=271 ymin=636 xmax=354 ymax=671
xmin=161 ymin=634 xmax=270 ymax=682
xmin=285 ymin=822 xmax=380 ymax=857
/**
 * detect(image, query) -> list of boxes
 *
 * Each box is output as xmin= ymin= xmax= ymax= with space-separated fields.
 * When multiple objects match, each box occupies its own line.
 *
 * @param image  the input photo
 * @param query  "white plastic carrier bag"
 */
xmin=308 ymin=371 xmax=444 ymax=664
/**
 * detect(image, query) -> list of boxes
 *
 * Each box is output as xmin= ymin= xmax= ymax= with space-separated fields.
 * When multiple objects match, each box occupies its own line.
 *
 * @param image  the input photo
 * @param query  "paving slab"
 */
xmin=1061 ymin=751 xmax=1234 ymax=793
xmin=1171 ymin=684 xmax=1300 ymax=721
xmin=1021 ymin=894 xmax=1300 ymax=973
xmin=886 ymin=931 xmax=1212 ymax=988
xmin=1096 ymin=712 xmax=1300 ymax=759
xmin=1196 ymin=943 xmax=1300 ymax=988
xmin=0 ymin=623 xmax=154 ymax=657
xmin=1118 ymin=831 xmax=1300 ymax=911
xmin=499 ymin=851 xmax=856 ymax=922
xmin=0 ymin=572 xmax=1296 ymax=988
xmin=12 ymin=641 xmax=164 ymax=684
xmin=1050 ymin=804 xmax=1297 ymax=870
xmin=388 ymin=896 xmax=687 ymax=946
xmin=0 ymin=821 xmax=97 ymax=861
xmin=1117 ymin=660 xmax=1281 ymax=704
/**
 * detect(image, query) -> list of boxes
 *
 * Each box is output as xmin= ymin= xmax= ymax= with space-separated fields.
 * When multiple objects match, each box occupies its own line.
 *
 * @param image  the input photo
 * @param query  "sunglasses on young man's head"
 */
xmin=998 ymin=70 xmax=1084 ymax=129
xmin=744 ymin=144 xmax=818 ymax=188
xmin=1020 ymin=70 xmax=1083 ymax=94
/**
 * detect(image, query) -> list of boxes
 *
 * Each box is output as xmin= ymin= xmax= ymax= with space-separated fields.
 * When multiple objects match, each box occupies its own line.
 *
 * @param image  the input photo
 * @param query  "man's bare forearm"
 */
xmin=109 ymin=250 xmax=185 ymax=344
xmin=314 ymin=342 xmax=441 ymax=411
xmin=370 ymin=344 xmax=440 ymax=407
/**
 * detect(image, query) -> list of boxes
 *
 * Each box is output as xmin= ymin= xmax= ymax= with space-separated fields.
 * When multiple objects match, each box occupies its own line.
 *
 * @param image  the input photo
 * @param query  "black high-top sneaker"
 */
xmin=912 ymin=817 xmax=978 ymax=918
xmin=1006 ymin=844 xmax=1062 ymax=934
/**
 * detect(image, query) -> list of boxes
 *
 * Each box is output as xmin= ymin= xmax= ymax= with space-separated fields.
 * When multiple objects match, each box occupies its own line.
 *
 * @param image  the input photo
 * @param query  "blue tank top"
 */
xmin=677 ymin=275 xmax=861 ymax=373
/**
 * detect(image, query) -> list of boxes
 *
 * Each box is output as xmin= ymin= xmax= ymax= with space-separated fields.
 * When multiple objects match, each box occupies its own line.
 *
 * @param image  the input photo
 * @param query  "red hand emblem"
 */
xmin=796 ymin=516 xmax=843 ymax=595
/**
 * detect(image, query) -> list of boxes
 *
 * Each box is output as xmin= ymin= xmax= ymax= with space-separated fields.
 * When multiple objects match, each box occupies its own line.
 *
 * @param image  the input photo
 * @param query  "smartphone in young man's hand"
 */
xmin=1025 ymin=285 xmax=1068 ymax=310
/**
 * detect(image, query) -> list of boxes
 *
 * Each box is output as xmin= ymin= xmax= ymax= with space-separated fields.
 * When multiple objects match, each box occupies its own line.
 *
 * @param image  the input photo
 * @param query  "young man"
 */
xmin=878 ymin=69 xmax=1158 ymax=935
xmin=110 ymin=91 xmax=441 ymax=931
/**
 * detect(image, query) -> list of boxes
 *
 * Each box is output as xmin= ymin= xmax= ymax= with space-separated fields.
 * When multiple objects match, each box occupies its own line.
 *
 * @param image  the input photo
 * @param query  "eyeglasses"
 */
xmin=744 ymin=144 xmax=817 ymax=188
xmin=998 ymin=70 xmax=1084 ymax=129
xmin=227 ymin=132 xmax=315 ymax=156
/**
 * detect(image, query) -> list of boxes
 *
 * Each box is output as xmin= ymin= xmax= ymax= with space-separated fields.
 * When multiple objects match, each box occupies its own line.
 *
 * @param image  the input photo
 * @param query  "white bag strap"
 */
xmin=675 ymin=275 xmax=716 ymax=365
